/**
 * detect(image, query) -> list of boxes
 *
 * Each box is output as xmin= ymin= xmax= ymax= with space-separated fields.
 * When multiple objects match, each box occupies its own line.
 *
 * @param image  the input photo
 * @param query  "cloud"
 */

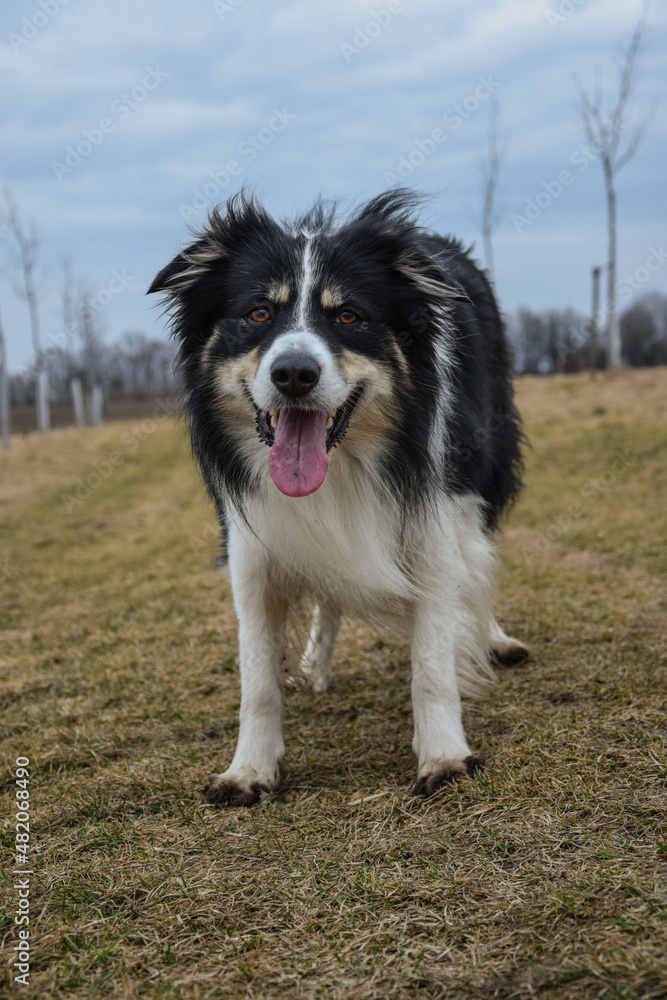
xmin=1 ymin=0 xmax=665 ymax=369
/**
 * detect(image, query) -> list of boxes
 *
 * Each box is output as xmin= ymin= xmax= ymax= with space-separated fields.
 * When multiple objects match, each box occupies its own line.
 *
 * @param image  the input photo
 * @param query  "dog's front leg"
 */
xmin=410 ymin=593 xmax=483 ymax=797
xmin=204 ymin=535 xmax=287 ymax=807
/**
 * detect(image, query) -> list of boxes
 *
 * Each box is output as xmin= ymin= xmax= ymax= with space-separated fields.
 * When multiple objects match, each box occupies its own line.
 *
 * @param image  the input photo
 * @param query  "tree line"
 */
xmin=8 ymin=329 xmax=176 ymax=407
xmin=507 ymin=291 xmax=667 ymax=375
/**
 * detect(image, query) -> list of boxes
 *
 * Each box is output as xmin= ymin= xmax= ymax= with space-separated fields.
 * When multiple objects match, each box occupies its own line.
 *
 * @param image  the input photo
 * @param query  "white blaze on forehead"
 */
xmin=295 ymin=235 xmax=316 ymax=329
xmin=251 ymin=234 xmax=351 ymax=413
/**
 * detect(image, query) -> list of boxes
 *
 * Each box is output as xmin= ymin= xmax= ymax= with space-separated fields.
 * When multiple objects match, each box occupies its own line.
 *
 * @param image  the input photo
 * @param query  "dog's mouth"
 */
xmin=254 ymin=385 xmax=363 ymax=498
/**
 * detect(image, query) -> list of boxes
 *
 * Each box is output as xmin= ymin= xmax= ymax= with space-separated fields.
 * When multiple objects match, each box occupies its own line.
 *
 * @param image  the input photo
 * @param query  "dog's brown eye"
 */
xmin=337 ymin=310 xmax=358 ymax=325
xmin=250 ymin=307 xmax=271 ymax=323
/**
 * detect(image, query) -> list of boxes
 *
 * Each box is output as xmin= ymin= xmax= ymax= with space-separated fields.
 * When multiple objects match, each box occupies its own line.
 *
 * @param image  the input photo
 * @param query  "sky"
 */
xmin=1 ymin=0 xmax=665 ymax=371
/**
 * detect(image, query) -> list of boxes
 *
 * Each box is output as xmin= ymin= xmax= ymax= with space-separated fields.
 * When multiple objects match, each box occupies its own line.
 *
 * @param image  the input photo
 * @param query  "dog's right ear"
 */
xmin=147 ymin=251 xmax=192 ymax=296
xmin=148 ymin=193 xmax=273 ymax=301
xmin=146 ymin=218 xmax=237 ymax=356
xmin=147 ymin=249 xmax=195 ymax=296
xmin=147 ymin=234 xmax=230 ymax=299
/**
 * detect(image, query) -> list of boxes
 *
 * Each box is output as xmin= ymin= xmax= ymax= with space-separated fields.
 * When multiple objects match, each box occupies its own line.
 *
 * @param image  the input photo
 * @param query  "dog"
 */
xmin=148 ymin=189 xmax=528 ymax=806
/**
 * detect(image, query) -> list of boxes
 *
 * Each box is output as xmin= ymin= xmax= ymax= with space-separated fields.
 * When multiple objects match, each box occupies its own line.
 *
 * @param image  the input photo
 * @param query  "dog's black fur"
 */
xmin=149 ymin=189 xmax=527 ymax=804
xmin=149 ymin=190 xmax=522 ymax=531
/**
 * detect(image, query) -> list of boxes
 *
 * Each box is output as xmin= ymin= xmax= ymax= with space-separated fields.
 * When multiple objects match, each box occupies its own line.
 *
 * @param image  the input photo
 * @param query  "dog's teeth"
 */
xmin=270 ymin=414 xmax=278 ymax=429
xmin=326 ymin=416 xmax=334 ymax=430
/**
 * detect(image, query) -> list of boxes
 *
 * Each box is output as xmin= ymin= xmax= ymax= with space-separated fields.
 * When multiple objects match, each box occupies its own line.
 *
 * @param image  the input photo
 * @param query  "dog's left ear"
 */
xmin=396 ymin=250 xmax=469 ymax=303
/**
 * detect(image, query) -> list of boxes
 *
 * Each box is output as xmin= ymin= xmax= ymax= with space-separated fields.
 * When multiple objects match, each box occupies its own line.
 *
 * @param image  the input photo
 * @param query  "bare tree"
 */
xmin=60 ymin=260 xmax=87 ymax=426
xmin=3 ymin=190 xmax=49 ymax=431
xmin=61 ymin=258 xmax=78 ymax=349
xmin=479 ymin=99 xmax=506 ymax=283
xmin=76 ymin=283 xmax=107 ymax=423
xmin=575 ymin=6 xmax=653 ymax=368
xmin=588 ymin=264 xmax=603 ymax=372
xmin=77 ymin=283 xmax=105 ymax=393
xmin=0 ymin=302 xmax=9 ymax=449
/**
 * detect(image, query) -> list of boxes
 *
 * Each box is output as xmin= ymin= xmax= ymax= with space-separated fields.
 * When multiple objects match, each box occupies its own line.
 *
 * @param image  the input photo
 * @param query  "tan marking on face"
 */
xmin=266 ymin=281 xmax=291 ymax=304
xmin=339 ymin=348 xmax=395 ymax=440
xmin=200 ymin=333 xmax=219 ymax=368
xmin=391 ymin=340 xmax=412 ymax=381
xmin=210 ymin=347 xmax=260 ymax=420
xmin=320 ymin=286 xmax=346 ymax=310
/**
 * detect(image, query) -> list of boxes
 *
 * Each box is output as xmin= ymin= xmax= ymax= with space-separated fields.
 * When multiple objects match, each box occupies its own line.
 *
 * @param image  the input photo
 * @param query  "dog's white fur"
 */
xmin=207 ymin=445 xmax=499 ymax=800
xmin=150 ymin=195 xmax=527 ymax=805
xmin=203 ymin=239 xmax=516 ymax=803
xmin=252 ymin=329 xmax=348 ymax=414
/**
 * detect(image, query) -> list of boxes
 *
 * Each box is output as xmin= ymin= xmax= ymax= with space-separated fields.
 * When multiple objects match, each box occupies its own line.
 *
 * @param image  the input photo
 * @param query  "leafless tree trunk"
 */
xmin=0 ymin=304 xmax=9 ymax=449
xmin=70 ymin=378 xmax=86 ymax=427
xmin=4 ymin=190 xmax=49 ymax=431
xmin=589 ymin=265 xmax=602 ymax=372
xmin=78 ymin=284 xmax=105 ymax=393
xmin=61 ymin=258 xmax=78 ymax=351
xmin=575 ymin=7 xmax=653 ymax=368
xmin=480 ymin=99 xmax=505 ymax=284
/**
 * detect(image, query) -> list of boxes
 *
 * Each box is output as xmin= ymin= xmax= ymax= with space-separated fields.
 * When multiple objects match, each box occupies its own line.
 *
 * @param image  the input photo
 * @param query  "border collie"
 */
xmin=149 ymin=190 xmax=527 ymax=806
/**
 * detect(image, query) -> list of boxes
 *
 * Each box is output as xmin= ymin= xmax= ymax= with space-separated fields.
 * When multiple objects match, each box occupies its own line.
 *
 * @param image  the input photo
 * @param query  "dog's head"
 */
xmin=149 ymin=190 xmax=465 ymax=500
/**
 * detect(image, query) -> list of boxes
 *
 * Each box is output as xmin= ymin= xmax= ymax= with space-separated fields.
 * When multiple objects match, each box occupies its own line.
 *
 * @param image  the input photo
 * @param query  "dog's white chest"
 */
xmin=241 ymin=460 xmax=416 ymax=611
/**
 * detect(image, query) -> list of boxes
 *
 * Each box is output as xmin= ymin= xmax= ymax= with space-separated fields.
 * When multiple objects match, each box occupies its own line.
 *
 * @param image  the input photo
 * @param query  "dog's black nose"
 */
xmin=270 ymin=353 xmax=321 ymax=398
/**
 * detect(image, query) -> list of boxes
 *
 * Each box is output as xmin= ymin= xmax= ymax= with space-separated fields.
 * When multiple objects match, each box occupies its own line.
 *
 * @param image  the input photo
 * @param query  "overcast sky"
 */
xmin=1 ymin=0 xmax=665 ymax=370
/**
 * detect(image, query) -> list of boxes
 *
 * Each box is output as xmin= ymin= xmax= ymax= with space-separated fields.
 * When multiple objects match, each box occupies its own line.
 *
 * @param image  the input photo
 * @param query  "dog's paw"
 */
xmin=203 ymin=773 xmax=274 ymax=807
xmin=413 ymin=754 xmax=485 ymax=797
xmin=491 ymin=635 xmax=530 ymax=667
xmin=283 ymin=670 xmax=311 ymax=694
xmin=284 ymin=664 xmax=331 ymax=695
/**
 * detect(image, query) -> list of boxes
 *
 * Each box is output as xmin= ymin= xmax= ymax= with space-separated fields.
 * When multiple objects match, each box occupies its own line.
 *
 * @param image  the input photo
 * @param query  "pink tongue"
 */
xmin=268 ymin=410 xmax=329 ymax=497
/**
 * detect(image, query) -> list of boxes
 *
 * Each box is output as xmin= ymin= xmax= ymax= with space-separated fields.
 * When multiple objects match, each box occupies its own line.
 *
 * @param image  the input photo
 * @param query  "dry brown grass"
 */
xmin=0 ymin=369 xmax=666 ymax=999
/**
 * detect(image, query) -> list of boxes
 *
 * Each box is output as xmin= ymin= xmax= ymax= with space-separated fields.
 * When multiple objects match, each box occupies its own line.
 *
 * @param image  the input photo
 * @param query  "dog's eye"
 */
xmin=337 ymin=310 xmax=358 ymax=325
xmin=250 ymin=307 xmax=271 ymax=323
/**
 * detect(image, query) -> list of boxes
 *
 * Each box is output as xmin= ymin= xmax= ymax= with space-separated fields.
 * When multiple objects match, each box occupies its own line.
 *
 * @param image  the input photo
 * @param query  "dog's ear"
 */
xmin=147 ymin=192 xmax=270 ymax=300
xmin=147 ymin=225 xmax=234 ymax=299
xmin=148 ymin=193 xmax=279 ymax=356
xmin=147 ymin=207 xmax=243 ymax=357
xmin=395 ymin=250 xmax=469 ymax=303
xmin=351 ymin=189 xmax=470 ymax=303
xmin=147 ymin=242 xmax=211 ymax=296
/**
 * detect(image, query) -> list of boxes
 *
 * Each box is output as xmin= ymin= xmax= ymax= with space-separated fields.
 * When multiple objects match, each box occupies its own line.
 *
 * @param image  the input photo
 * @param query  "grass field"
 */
xmin=1 ymin=368 xmax=666 ymax=999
